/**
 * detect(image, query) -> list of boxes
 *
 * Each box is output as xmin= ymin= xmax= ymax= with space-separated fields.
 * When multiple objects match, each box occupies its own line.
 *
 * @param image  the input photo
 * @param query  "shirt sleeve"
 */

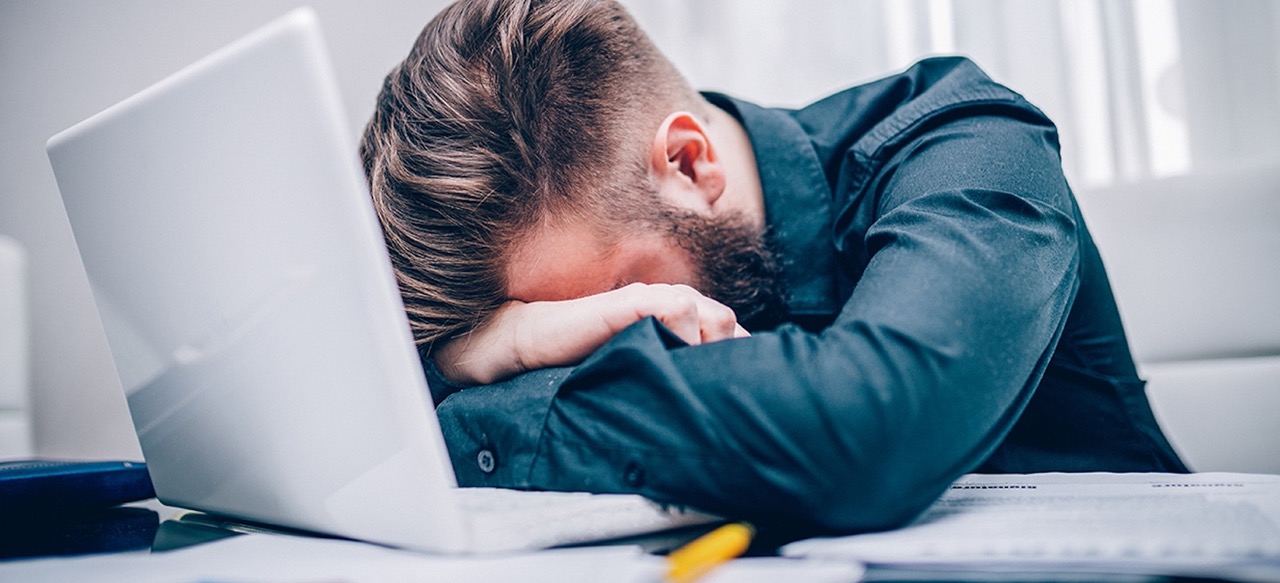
xmin=435 ymin=111 xmax=1080 ymax=535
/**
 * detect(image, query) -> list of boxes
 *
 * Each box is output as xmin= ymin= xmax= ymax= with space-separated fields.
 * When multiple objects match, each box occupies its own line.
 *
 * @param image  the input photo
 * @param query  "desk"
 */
xmin=0 ymin=503 xmax=859 ymax=583
xmin=4 ymin=472 xmax=1278 ymax=582
xmin=0 ymin=508 xmax=1220 ymax=583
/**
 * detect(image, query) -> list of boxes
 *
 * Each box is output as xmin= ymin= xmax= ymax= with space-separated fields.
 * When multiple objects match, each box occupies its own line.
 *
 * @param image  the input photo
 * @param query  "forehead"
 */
xmin=504 ymin=219 xmax=613 ymax=302
xmin=503 ymin=219 xmax=696 ymax=302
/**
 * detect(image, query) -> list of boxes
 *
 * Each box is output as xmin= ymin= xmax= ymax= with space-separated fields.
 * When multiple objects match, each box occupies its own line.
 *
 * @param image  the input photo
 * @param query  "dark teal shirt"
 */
xmin=428 ymin=57 xmax=1187 ymax=535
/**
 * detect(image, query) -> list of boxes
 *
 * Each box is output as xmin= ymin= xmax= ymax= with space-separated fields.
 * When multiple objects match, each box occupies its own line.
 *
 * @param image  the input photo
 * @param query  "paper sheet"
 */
xmin=783 ymin=472 xmax=1280 ymax=581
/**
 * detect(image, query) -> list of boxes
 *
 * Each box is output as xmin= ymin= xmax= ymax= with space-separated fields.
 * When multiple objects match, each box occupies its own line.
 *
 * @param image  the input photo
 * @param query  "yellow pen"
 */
xmin=665 ymin=522 xmax=755 ymax=583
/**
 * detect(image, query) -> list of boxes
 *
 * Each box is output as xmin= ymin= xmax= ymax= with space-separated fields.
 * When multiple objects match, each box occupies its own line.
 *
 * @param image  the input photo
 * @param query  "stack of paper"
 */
xmin=783 ymin=472 xmax=1280 ymax=581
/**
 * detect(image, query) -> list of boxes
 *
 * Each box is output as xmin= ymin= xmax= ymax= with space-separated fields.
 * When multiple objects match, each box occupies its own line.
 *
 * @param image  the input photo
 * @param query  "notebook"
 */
xmin=45 ymin=8 xmax=715 ymax=554
xmin=0 ymin=459 xmax=154 ymax=516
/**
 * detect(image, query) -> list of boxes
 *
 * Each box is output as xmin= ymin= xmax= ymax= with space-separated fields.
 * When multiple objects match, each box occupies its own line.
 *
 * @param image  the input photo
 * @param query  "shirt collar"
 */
xmin=703 ymin=92 xmax=841 ymax=318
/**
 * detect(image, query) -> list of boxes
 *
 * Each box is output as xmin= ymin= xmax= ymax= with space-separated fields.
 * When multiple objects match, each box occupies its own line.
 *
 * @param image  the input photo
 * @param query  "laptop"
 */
xmin=45 ymin=8 xmax=715 ymax=553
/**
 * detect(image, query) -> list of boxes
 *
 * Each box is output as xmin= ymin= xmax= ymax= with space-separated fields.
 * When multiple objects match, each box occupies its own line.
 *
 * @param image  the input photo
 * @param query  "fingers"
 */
xmin=616 ymin=283 xmax=745 ymax=347
xmin=683 ymin=285 xmax=740 ymax=344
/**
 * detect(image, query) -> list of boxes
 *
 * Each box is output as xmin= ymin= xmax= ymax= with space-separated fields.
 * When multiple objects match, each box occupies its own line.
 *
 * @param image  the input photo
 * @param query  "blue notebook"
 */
xmin=0 ymin=459 xmax=155 ymax=516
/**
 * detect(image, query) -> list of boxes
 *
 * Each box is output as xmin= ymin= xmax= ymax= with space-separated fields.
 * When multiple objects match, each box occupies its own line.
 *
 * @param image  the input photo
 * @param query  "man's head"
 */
xmin=361 ymin=0 xmax=784 ymax=351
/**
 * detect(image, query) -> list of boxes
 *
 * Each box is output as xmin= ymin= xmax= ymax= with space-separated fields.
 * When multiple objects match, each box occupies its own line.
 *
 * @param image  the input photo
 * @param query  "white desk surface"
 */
xmin=0 ymin=510 xmax=861 ymax=583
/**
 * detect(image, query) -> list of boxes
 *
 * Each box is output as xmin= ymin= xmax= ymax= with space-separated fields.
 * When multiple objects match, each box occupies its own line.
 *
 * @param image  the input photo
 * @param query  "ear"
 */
xmin=649 ymin=112 xmax=725 ymax=213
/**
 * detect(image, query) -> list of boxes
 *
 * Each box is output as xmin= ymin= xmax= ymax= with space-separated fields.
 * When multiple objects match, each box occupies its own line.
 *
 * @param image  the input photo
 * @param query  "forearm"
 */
xmin=433 ymin=284 xmax=747 ymax=385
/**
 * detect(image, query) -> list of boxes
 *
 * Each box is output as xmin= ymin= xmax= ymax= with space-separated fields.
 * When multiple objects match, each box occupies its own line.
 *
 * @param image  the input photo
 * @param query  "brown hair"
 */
xmin=360 ymin=0 xmax=699 ymax=351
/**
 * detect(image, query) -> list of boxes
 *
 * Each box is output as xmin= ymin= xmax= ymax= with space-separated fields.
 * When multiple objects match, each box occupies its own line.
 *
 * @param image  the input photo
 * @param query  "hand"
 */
xmin=434 ymin=283 xmax=750 ymax=385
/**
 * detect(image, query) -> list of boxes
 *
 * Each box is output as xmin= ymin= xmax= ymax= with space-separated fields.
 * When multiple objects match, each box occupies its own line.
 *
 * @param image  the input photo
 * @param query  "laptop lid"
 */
xmin=46 ymin=8 xmax=472 ymax=553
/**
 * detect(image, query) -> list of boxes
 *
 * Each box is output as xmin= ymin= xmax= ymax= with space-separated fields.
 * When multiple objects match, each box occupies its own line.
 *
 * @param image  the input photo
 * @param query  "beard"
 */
xmin=656 ymin=205 xmax=789 ymax=331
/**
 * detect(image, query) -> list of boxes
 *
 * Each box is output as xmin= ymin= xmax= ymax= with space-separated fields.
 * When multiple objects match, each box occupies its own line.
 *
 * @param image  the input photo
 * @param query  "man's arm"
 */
xmin=436 ymin=112 xmax=1079 ymax=534
xmin=434 ymin=283 xmax=748 ymax=384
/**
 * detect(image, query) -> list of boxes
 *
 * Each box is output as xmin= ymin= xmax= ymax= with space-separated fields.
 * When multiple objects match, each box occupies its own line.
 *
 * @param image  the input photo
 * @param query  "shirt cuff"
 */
xmin=435 ymin=365 xmax=572 ymax=488
xmin=419 ymin=347 xmax=471 ymax=406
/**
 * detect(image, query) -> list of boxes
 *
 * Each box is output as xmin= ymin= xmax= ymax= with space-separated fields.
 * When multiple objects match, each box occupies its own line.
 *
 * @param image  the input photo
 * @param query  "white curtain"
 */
xmin=621 ymin=0 xmax=1280 ymax=190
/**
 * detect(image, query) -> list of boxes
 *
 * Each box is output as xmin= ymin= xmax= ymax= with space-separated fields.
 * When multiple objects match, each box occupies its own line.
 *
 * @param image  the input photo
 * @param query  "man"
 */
xmin=360 ymin=0 xmax=1187 ymax=535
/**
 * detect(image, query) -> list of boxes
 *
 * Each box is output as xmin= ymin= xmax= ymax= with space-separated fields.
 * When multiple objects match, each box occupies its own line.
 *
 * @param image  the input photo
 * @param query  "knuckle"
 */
xmin=671 ymin=283 xmax=700 ymax=296
xmin=670 ymin=295 xmax=698 ymax=317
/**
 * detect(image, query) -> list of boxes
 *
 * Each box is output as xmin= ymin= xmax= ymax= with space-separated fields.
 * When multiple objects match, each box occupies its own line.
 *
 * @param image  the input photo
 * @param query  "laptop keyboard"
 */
xmin=456 ymin=487 xmax=718 ymax=551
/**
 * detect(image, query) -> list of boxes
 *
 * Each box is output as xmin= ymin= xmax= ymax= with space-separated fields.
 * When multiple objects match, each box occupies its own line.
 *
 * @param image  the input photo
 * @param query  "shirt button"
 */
xmin=623 ymin=461 xmax=645 ymax=488
xmin=477 ymin=449 xmax=496 ymax=474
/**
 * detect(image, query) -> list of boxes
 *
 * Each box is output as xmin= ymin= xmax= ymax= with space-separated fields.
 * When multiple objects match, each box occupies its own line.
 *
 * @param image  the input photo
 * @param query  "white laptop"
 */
xmin=46 ymin=8 xmax=715 ymax=553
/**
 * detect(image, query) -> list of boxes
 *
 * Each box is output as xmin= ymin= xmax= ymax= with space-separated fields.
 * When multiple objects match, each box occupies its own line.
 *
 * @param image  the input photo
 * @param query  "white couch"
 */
xmin=1076 ymin=158 xmax=1280 ymax=474
xmin=0 ymin=234 xmax=32 ymax=459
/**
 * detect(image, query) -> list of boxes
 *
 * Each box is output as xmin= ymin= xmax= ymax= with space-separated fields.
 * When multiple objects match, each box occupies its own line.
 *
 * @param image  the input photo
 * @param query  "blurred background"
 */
xmin=2 ymin=0 xmax=1279 ymax=461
